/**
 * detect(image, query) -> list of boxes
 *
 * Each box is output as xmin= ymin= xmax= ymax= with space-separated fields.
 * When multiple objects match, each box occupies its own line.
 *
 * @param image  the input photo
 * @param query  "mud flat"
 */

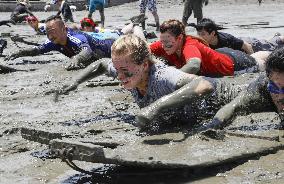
xmin=0 ymin=0 xmax=284 ymax=183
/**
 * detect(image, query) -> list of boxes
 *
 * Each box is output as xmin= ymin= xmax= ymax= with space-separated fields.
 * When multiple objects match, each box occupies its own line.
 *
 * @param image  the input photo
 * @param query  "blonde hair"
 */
xmin=111 ymin=34 xmax=151 ymax=65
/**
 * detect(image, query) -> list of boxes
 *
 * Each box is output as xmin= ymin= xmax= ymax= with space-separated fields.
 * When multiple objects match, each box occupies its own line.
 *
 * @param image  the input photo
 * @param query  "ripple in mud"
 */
xmin=30 ymin=149 xmax=57 ymax=160
xmin=59 ymin=113 xmax=136 ymax=126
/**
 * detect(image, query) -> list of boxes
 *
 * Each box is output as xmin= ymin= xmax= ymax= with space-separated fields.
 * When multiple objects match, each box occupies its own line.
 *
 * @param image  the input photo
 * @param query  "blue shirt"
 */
xmin=38 ymin=28 xmax=114 ymax=58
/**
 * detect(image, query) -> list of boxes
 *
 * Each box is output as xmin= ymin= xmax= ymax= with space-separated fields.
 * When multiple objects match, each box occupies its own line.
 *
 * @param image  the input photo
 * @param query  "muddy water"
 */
xmin=0 ymin=0 xmax=284 ymax=183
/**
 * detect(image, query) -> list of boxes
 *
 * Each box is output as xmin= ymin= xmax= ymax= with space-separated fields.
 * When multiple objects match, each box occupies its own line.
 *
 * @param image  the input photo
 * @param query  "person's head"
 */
xmin=80 ymin=17 xmax=96 ymax=32
xmin=18 ymin=0 xmax=30 ymax=6
xmin=196 ymin=18 xmax=218 ymax=44
xmin=111 ymin=34 xmax=152 ymax=90
xmin=159 ymin=19 xmax=186 ymax=55
xmin=26 ymin=16 xmax=39 ymax=30
xmin=45 ymin=15 xmax=67 ymax=45
xmin=265 ymin=47 xmax=284 ymax=113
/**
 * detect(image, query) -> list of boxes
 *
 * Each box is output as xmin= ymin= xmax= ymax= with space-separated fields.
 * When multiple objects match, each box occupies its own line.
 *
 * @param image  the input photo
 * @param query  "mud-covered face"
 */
xmin=160 ymin=32 xmax=182 ymax=55
xmin=82 ymin=26 xmax=94 ymax=32
xmin=46 ymin=20 xmax=67 ymax=45
xmin=268 ymin=71 xmax=284 ymax=114
xmin=112 ymin=54 xmax=148 ymax=90
xmin=197 ymin=29 xmax=215 ymax=45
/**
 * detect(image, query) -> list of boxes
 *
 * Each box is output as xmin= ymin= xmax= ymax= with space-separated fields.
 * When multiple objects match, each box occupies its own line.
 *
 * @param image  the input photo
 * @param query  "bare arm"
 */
xmin=241 ymin=41 xmax=254 ymax=54
xmin=180 ymin=57 xmax=201 ymax=74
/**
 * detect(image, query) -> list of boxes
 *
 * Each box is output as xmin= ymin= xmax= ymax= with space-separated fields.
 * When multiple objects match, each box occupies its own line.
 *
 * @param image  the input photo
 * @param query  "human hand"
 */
xmin=65 ymin=60 xmax=86 ymax=71
xmin=135 ymin=107 xmax=158 ymax=129
xmin=196 ymin=118 xmax=223 ymax=132
xmin=4 ymin=52 xmax=20 ymax=61
xmin=52 ymin=83 xmax=79 ymax=102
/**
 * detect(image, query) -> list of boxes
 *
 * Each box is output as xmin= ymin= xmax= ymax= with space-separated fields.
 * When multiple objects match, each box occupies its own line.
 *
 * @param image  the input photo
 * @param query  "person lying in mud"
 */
xmin=150 ymin=19 xmax=270 ymax=77
xmin=201 ymin=47 xmax=284 ymax=131
xmin=55 ymin=34 xmax=245 ymax=130
xmin=194 ymin=18 xmax=284 ymax=55
xmin=10 ymin=0 xmax=34 ymax=23
xmin=78 ymin=17 xmax=146 ymax=41
xmin=5 ymin=15 xmax=115 ymax=71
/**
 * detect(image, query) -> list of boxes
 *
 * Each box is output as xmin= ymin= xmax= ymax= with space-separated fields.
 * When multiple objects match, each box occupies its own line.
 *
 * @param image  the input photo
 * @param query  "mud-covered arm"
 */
xmin=58 ymin=58 xmax=111 ymax=94
xmin=5 ymin=47 xmax=41 ymax=60
xmin=241 ymin=41 xmax=254 ymax=54
xmin=180 ymin=57 xmax=201 ymax=74
xmin=136 ymin=76 xmax=214 ymax=127
xmin=204 ymin=77 xmax=268 ymax=129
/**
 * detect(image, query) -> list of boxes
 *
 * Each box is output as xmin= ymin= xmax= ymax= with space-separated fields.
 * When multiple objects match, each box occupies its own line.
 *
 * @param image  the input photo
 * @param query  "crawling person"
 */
xmin=150 ymin=19 xmax=270 ymax=77
xmin=10 ymin=0 xmax=34 ymax=23
xmin=194 ymin=18 xmax=284 ymax=55
xmin=202 ymin=47 xmax=284 ymax=132
xmin=55 ymin=34 xmax=248 ymax=131
xmin=5 ymin=15 xmax=115 ymax=71
xmin=79 ymin=17 xmax=146 ymax=40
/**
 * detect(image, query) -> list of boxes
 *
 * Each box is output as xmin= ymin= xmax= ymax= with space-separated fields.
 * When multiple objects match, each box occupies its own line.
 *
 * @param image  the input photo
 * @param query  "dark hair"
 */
xmin=196 ymin=18 xmax=218 ymax=34
xmin=265 ymin=47 xmax=284 ymax=76
xmin=45 ymin=15 xmax=62 ymax=23
xmin=160 ymin=19 xmax=186 ymax=38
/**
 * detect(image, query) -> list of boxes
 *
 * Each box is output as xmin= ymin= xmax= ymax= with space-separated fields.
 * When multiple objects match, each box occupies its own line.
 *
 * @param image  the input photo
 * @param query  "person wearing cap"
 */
xmin=10 ymin=0 xmax=34 ymax=23
xmin=26 ymin=16 xmax=46 ymax=35
xmin=88 ymin=0 xmax=105 ymax=27
xmin=5 ymin=15 xmax=115 ymax=70
xmin=195 ymin=18 xmax=284 ymax=55
xmin=79 ymin=17 xmax=146 ymax=41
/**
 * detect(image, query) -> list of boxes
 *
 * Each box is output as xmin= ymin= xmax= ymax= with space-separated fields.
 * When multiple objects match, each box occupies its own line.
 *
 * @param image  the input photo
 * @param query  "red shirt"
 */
xmin=150 ymin=36 xmax=234 ymax=76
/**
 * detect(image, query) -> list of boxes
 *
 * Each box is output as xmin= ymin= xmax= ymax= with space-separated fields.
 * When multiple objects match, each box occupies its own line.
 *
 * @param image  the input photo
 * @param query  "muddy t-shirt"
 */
xmin=150 ymin=36 xmax=234 ymax=76
xmin=210 ymin=32 xmax=244 ymax=51
xmin=107 ymin=60 xmax=242 ymax=124
xmin=238 ymin=74 xmax=277 ymax=113
xmin=38 ymin=28 xmax=114 ymax=58
xmin=240 ymin=36 xmax=284 ymax=52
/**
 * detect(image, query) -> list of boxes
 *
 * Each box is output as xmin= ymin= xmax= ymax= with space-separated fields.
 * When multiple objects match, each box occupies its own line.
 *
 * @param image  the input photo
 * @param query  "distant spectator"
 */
xmin=53 ymin=0 xmax=74 ymax=22
xmin=88 ymin=0 xmax=105 ymax=27
xmin=10 ymin=0 xmax=34 ymax=23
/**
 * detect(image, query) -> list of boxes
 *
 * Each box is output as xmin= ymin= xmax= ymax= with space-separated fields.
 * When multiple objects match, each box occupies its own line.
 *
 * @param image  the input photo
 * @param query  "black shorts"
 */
xmin=216 ymin=47 xmax=258 ymax=75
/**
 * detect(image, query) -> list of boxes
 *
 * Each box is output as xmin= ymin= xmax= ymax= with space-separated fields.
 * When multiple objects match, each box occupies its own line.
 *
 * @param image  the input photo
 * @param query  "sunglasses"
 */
xmin=267 ymin=80 xmax=284 ymax=94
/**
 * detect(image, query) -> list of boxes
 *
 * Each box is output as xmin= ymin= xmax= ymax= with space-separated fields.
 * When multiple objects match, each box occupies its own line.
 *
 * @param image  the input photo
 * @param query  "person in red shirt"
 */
xmin=150 ymin=19 xmax=270 ymax=77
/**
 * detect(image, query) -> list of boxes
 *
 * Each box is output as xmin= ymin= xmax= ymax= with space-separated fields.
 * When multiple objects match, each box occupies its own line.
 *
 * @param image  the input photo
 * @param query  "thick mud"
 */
xmin=0 ymin=0 xmax=284 ymax=183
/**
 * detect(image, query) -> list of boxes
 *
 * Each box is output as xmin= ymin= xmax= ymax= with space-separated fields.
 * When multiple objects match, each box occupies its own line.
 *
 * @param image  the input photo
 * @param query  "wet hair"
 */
xmin=160 ymin=19 xmax=186 ymax=38
xmin=196 ymin=18 xmax=218 ymax=34
xmin=265 ymin=47 xmax=284 ymax=77
xmin=111 ymin=34 xmax=151 ymax=65
xmin=45 ymin=15 xmax=62 ymax=23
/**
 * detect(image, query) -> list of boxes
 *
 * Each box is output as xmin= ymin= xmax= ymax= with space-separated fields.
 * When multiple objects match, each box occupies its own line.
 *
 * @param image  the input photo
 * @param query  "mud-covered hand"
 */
xmin=4 ymin=51 xmax=20 ymax=61
xmin=196 ymin=118 xmax=224 ymax=132
xmin=135 ymin=106 xmax=160 ymax=129
xmin=52 ymin=82 xmax=79 ymax=102
xmin=65 ymin=60 xmax=86 ymax=71
xmin=203 ymin=0 xmax=209 ymax=6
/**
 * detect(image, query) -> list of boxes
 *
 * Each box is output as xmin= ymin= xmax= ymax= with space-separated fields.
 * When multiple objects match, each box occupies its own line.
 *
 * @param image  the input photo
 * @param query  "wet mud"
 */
xmin=0 ymin=0 xmax=284 ymax=183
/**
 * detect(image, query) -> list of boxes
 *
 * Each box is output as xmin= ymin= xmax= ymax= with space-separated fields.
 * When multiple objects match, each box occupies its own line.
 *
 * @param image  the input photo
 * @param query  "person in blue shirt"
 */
xmin=5 ymin=15 xmax=114 ymax=70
